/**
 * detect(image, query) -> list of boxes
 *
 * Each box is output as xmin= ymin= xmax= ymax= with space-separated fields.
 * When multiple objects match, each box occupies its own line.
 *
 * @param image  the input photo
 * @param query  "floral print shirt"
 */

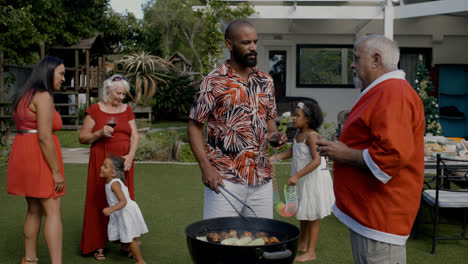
xmin=189 ymin=62 xmax=277 ymax=186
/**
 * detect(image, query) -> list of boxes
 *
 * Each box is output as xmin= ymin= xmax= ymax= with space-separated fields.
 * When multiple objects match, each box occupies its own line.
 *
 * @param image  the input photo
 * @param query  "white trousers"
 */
xmin=203 ymin=181 xmax=273 ymax=219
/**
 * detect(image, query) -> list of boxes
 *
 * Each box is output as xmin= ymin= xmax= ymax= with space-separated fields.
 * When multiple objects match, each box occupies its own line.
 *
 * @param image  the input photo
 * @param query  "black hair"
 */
xmin=300 ymin=101 xmax=324 ymax=131
xmin=12 ymin=56 xmax=64 ymax=111
xmin=107 ymin=154 xmax=126 ymax=183
xmin=224 ymin=19 xmax=254 ymax=41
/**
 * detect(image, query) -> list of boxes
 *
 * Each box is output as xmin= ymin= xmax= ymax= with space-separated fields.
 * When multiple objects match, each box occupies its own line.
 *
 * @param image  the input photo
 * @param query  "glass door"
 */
xmin=268 ymin=50 xmax=287 ymax=98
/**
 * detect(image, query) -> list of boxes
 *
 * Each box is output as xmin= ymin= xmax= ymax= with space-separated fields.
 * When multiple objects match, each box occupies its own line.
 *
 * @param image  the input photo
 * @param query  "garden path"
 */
xmin=62 ymin=148 xmax=89 ymax=163
xmin=61 ymin=126 xmax=187 ymax=164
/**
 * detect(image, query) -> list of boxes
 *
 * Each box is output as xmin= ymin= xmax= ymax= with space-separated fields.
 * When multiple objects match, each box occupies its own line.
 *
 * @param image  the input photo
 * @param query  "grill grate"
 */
xmin=194 ymin=226 xmax=290 ymax=243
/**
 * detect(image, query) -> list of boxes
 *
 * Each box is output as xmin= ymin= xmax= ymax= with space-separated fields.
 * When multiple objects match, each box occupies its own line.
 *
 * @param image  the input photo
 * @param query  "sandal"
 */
xmin=120 ymin=240 xmax=141 ymax=259
xmin=93 ymin=249 xmax=106 ymax=260
xmin=21 ymin=258 xmax=38 ymax=264
xmin=120 ymin=245 xmax=135 ymax=259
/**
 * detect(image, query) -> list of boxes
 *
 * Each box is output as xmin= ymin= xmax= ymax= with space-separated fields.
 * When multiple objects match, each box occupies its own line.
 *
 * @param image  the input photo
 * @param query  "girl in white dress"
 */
xmin=274 ymin=101 xmax=335 ymax=262
xmin=101 ymin=155 xmax=148 ymax=264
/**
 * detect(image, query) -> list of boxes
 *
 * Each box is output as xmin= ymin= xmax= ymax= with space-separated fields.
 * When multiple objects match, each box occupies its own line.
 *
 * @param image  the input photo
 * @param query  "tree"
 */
xmin=414 ymin=56 xmax=442 ymax=135
xmin=98 ymin=9 xmax=148 ymax=54
xmin=143 ymin=0 xmax=203 ymax=68
xmin=0 ymin=1 xmax=44 ymax=64
xmin=0 ymin=0 xmax=148 ymax=63
xmin=143 ymin=0 xmax=255 ymax=73
xmin=117 ymin=52 xmax=172 ymax=106
xmin=194 ymin=0 xmax=256 ymax=73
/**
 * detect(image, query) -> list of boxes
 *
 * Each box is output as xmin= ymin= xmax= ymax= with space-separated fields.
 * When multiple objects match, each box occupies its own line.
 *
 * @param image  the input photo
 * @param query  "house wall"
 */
xmin=250 ymin=15 xmax=468 ymax=124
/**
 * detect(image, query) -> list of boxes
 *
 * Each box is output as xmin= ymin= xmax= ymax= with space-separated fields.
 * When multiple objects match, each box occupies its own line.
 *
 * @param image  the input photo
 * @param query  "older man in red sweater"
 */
xmin=317 ymin=35 xmax=425 ymax=264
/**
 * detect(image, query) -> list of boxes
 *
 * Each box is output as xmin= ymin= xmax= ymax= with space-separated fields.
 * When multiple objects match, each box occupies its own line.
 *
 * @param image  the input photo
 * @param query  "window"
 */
xmin=399 ymin=48 xmax=432 ymax=88
xmin=296 ymin=44 xmax=354 ymax=88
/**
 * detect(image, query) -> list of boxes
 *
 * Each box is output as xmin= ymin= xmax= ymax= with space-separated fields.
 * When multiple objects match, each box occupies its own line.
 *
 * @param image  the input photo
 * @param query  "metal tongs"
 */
xmin=218 ymin=185 xmax=257 ymax=221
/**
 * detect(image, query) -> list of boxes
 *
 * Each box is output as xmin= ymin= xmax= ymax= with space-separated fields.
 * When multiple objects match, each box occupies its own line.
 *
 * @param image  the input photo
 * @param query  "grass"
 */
xmin=150 ymin=120 xmax=187 ymax=129
xmin=55 ymin=130 xmax=89 ymax=148
xmin=1 ymin=163 xmax=468 ymax=263
xmin=56 ymin=120 xmax=188 ymax=148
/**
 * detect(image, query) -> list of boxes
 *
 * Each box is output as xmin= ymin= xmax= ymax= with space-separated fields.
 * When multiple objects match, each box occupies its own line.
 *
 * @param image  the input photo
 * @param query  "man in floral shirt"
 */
xmin=188 ymin=20 xmax=287 ymax=219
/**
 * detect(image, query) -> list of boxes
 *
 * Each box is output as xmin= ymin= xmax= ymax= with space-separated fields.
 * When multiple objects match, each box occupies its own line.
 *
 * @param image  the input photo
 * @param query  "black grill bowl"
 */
xmin=185 ymin=217 xmax=300 ymax=264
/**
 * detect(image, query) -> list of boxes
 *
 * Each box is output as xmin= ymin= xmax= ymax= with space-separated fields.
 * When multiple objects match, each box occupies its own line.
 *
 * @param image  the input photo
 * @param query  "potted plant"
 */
xmin=117 ymin=52 xmax=173 ymax=126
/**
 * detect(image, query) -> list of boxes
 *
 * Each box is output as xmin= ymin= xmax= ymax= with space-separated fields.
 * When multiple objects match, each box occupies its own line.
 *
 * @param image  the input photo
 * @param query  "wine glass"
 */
xmin=107 ymin=116 xmax=117 ymax=137
xmin=321 ymin=134 xmax=335 ymax=170
xmin=268 ymin=132 xmax=282 ymax=163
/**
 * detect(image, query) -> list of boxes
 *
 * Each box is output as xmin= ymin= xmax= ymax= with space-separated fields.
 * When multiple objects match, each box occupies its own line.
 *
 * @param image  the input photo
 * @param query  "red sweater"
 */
xmin=333 ymin=73 xmax=425 ymax=245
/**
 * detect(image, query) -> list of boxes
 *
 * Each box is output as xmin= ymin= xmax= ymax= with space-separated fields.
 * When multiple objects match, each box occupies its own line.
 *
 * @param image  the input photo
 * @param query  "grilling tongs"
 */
xmin=218 ymin=185 xmax=257 ymax=221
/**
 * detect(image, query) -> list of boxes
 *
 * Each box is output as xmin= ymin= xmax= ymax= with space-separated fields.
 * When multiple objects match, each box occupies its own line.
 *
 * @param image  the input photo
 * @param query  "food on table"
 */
xmin=425 ymin=143 xmax=446 ymax=152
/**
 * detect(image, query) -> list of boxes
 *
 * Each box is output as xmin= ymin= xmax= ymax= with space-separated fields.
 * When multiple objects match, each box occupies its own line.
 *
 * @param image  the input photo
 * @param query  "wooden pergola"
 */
xmin=203 ymin=0 xmax=468 ymax=39
xmin=0 ymin=33 xmax=107 ymax=134
xmin=46 ymin=33 xmax=106 ymax=129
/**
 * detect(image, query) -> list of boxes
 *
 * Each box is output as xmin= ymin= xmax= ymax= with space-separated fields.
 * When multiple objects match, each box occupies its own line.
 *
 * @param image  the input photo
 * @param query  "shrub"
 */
xmin=319 ymin=112 xmax=337 ymax=139
xmin=180 ymin=143 xmax=197 ymax=163
xmin=135 ymin=128 xmax=188 ymax=161
xmin=179 ymin=142 xmax=292 ymax=163
xmin=0 ymin=144 xmax=11 ymax=165
xmin=153 ymin=68 xmax=197 ymax=120
xmin=135 ymin=137 xmax=170 ymax=161
xmin=117 ymin=52 xmax=172 ymax=107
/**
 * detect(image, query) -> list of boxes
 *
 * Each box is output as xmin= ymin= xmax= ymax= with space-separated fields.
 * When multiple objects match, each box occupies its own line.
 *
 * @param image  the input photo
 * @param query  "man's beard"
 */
xmin=353 ymin=74 xmax=363 ymax=90
xmin=233 ymin=45 xmax=257 ymax=68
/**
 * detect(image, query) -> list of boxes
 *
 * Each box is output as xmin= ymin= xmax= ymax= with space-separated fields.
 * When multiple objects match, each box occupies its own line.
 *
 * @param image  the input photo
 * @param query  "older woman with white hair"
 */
xmin=78 ymin=74 xmax=139 ymax=260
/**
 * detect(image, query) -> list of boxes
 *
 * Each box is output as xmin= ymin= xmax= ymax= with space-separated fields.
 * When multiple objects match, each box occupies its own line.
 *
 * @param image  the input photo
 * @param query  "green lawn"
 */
xmin=1 ymin=163 xmax=467 ymax=263
xmin=55 ymin=130 xmax=89 ymax=148
xmin=55 ymin=120 xmax=188 ymax=148
xmin=150 ymin=120 xmax=187 ymax=129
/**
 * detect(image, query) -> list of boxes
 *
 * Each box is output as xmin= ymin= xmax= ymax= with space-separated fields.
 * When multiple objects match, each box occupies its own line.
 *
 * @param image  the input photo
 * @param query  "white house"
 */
xmin=205 ymin=0 xmax=468 ymax=137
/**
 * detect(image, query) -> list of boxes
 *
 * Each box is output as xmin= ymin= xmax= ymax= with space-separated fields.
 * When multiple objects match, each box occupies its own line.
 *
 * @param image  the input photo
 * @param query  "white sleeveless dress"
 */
xmin=292 ymin=131 xmax=335 ymax=221
xmin=105 ymin=178 xmax=148 ymax=243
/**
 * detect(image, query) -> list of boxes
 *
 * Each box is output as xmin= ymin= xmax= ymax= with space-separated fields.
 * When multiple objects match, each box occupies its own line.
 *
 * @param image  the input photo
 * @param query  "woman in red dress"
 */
xmin=78 ymin=75 xmax=139 ymax=260
xmin=7 ymin=56 xmax=66 ymax=264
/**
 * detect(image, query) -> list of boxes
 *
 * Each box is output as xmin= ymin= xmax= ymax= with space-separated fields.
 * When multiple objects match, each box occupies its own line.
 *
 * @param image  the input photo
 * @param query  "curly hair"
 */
xmin=107 ymin=154 xmax=126 ymax=183
xmin=297 ymin=101 xmax=324 ymax=131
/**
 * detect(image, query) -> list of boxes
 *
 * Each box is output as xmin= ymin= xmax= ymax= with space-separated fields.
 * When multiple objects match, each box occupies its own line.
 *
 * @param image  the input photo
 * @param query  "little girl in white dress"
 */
xmin=274 ymin=101 xmax=335 ymax=263
xmin=101 ymin=154 xmax=148 ymax=264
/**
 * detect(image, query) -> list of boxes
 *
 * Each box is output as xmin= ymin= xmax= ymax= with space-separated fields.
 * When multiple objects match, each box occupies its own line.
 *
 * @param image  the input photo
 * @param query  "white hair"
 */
xmin=355 ymin=35 xmax=400 ymax=72
xmin=101 ymin=74 xmax=130 ymax=102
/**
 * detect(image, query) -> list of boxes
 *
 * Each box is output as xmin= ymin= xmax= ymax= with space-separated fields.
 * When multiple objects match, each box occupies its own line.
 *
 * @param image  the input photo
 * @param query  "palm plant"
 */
xmin=117 ymin=52 xmax=172 ymax=106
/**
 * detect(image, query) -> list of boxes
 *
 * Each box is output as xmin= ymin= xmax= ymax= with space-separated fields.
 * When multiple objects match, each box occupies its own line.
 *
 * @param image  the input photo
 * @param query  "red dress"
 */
xmin=80 ymin=103 xmax=136 ymax=254
xmin=7 ymin=93 xmax=65 ymax=198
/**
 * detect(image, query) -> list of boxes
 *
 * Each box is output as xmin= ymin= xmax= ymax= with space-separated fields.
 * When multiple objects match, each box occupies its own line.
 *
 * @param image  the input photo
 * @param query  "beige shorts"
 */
xmin=350 ymin=229 xmax=406 ymax=264
xmin=203 ymin=180 xmax=273 ymax=219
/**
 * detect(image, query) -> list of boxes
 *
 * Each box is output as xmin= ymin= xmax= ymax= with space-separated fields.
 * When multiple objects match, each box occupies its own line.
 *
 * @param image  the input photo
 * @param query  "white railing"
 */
xmin=220 ymin=0 xmax=384 ymax=3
